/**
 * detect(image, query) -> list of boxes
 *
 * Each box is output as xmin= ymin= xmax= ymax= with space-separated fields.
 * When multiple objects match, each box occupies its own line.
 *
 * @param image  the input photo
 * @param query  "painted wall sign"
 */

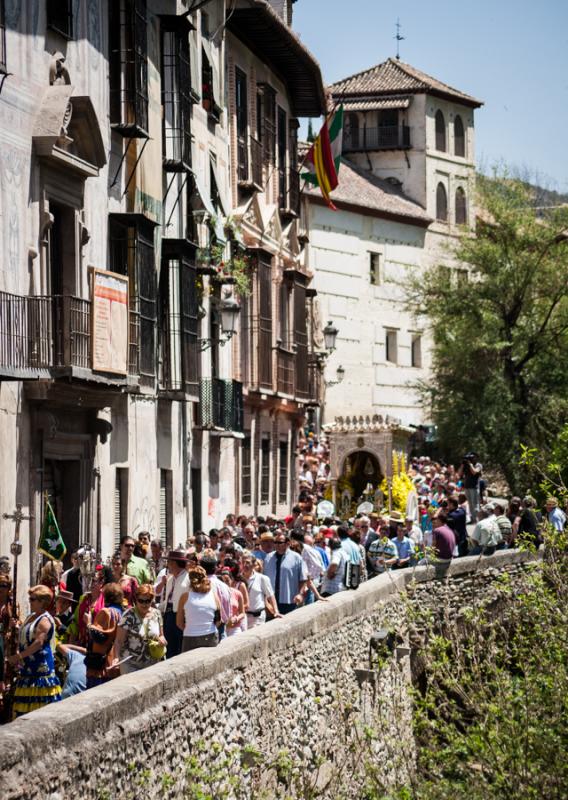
xmin=91 ymin=268 xmax=129 ymax=375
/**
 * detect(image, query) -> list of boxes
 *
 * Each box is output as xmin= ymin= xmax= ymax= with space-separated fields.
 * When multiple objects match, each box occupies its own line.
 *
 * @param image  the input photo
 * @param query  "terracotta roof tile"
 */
xmin=304 ymin=157 xmax=432 ymax=225
xmin=330 ymin=58 xmax=483 ymax=108
xmin=342 ymin=95 xmax=411 ymax=112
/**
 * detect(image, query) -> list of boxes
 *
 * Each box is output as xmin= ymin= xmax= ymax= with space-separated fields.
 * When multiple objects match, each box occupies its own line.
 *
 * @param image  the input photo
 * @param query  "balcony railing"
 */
xmin=198 ymin=378 xmax=244 ymax=432
xmin=250 ymin=136 xmax=263 ymax=188
xmin=0 ymin=290 xmax=139 ymax=379
xmin=237 ymin=134 xmax=248 ymax=184
xmin=276 ymin=346 xmax=295 ymax=396
xmin=308 ymin=360 xmax=323 ymax=406
xmin=278 ymin=168 xmax=300 ymax=216
xmin=238 ymin=136 xmax=263 ymax=189
xmin=343 ymin=125 xmax=411 ymax=153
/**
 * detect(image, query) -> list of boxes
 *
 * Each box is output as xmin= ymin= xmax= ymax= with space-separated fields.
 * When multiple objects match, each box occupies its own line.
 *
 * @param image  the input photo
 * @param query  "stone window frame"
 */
xmin=435 ymin=109 xmax=446 ymax=152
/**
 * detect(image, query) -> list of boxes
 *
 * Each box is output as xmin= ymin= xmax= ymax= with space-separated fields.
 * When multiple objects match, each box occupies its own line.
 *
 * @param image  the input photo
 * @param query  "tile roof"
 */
xmin=329 ymin=58 xmax=483 ymax=108
xmin=304 ymin=157 xmax=432 ymax=225
xmin=342 ymin=96 xmax=411 ymax=112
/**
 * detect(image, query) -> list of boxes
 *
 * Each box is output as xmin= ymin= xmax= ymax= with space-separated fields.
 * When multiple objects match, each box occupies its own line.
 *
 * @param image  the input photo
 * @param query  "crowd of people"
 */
xmin=0 ymin=448 xmax=563 ymax=723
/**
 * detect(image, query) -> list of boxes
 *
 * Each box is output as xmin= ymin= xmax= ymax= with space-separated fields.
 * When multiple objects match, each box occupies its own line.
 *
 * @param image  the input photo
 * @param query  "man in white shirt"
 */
xmin=469 ymin=506 xmax=503 ymax=555
xmin=298 ymin=462 xmax=314 ymax=487
xmin=292 ymin=531 xmax=324 ymax=602
xmin=241 ymin=556 xmax=280 ymax=627
xmin=159 ymin=549 xmax=190 ymax=659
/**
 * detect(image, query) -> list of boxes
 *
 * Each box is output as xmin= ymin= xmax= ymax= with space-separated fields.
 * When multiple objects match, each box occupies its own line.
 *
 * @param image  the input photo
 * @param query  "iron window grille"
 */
xmin=159 ymin=240 xmax=200 ymax=396
xmin=46 ymin=0 xmax=73 ymax=39
xmin=109 ymin=214 xmax=157 ymax=385
xmin=294 ymin=274 xmax=309 ymax=399
xmin=260 ymin=436 xmax=271 ymax=504
xmin=279 ymin=440 xmax=289 ymax=504
xmin=109 ymin=0 xmax=149 ymax=137
xmin=241 ymin=434 xmax=252 ymax=504
xmin=258 ymin=255 xmax=273 ymax=390
xmin=0 ymin=0 xmax=6 ymax=73
xmin=161 ymin=16 xmax=192 ymax=172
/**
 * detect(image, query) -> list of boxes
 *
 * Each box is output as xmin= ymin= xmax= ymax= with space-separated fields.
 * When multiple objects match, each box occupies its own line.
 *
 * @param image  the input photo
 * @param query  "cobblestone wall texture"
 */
xmin=0 ymin=550 xmax=536 ymax=800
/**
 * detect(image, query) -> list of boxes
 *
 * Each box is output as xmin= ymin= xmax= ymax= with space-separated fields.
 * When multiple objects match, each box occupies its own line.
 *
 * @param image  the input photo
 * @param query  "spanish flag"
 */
xmin=302 ymin=106 xmax=343 ymax=210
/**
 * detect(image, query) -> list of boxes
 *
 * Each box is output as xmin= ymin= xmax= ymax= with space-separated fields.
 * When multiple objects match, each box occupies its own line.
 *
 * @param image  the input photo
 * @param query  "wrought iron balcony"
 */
xmin=343 ymin=124 xmax=411 ymax=153
xmin=237 ymin=135 xmax=263 ymax=190
xmin=278 ymin=168 xmax=300 ymax=216
xmin=0 ymin=290 xmax=140 ymax=381
xmin=198 ymin=378 xmax=243 ymax=432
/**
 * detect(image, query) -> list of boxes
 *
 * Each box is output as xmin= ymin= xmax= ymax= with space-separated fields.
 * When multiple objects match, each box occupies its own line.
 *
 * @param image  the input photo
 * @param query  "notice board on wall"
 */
xmin=91 ymin=268 xmax=129 ymax=375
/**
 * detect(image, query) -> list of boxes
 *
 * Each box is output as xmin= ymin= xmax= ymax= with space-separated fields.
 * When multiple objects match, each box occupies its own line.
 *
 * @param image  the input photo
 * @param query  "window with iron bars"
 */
xmin=236 ymin=67 xmax=249 ymax=183
xmin=159 ymin=242 xmax=200 ymax=396
xmin=0 ymin=0 xmax=6 ymax=73
xmin=278 ymin=440 xmax=289 ymax=505
xmin=109 ymin=215 xmax=157 ymax=385
xmin=260 ymin=436 xmax=271 ymax=505
xmin=161 ymin=17 xmax=192 ymax=171
xmin=46 ymin=0 xmax=73 ymax=39
xmin=241 ymin=434 xmax=252 ymax=505
xmin=109 ymin=0 xmax=149 ymax=137
xmin=277 ymin=106 xmax=287 ymax=209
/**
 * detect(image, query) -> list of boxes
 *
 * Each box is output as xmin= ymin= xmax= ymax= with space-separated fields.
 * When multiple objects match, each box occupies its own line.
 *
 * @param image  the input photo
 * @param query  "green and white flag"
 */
xmin=38 ymin=499 xmax=67 ymax=561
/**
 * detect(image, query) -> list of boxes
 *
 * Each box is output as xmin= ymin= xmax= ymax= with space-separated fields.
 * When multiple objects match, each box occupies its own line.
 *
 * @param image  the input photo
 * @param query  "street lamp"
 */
xmin=323 ymin=320 xmax=339 ymax=352
xmin=325 ymin=364 xmax=345 ymax=388
xmin=201 ymin=295 xmax=241 ymax=351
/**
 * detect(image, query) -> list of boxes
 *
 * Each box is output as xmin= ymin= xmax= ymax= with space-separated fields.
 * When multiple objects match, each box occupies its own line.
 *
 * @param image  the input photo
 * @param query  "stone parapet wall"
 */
xmin=0 ymin=550 xmax=536 ymax=800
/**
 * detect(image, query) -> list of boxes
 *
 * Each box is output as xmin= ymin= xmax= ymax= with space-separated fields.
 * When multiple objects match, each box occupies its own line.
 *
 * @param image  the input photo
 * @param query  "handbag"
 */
xmin=143 ymin=618 xmax=166 ymax=661
xmin=344 ymin=560 xmax=361 ymax=590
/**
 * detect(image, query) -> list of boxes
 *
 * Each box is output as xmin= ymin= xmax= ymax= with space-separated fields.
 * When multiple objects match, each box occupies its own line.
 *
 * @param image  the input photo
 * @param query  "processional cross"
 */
xmin=3 ymin=504 xmax=34 ymax=617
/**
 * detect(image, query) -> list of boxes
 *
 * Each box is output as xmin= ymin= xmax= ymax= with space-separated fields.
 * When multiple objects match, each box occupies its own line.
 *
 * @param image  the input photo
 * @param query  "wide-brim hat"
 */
xmin=57 ymin=589 xmax=77 ymax=604
xmin=389 ymin=511 xmax=404 ymax=524
xmin=260 ymin=532 xmax=274 ymax=542
xmin=166 ymin=548 xmax=190 ymax=562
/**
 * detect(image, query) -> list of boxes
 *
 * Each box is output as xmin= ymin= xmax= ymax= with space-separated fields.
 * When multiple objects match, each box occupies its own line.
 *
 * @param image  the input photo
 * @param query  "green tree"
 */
xmin=410 ymin=172 xmax=568 ymax=491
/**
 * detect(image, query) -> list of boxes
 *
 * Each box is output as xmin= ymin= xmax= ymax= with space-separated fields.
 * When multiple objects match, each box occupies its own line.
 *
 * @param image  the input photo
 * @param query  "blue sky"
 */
xmin=294 ymin=0 xmax=568 ymax=192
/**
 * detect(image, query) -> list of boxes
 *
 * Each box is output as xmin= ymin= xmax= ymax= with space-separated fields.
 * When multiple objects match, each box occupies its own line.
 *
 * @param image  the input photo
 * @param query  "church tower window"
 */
xmin=454 ymin=114 xmax=465 ymax=157
xmin=435 ymin=110 xmax=446 ymax=152
xmin=436 ymin=182 xmax=448 ymax=222
xmin=455 ymin=187 xmax=467 ymax=225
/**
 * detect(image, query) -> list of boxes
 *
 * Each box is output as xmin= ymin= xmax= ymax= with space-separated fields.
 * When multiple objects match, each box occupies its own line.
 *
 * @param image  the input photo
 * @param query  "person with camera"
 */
xmin=458 ymin=453 xmax=482 ymax=523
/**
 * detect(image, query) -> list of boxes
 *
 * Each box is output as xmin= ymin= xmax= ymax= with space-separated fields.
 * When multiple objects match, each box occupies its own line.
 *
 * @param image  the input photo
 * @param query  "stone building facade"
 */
xmin=307 ymin=58 xmax=483 ymax=432
xmin=0 ymin=1 xmax=325 ymax=598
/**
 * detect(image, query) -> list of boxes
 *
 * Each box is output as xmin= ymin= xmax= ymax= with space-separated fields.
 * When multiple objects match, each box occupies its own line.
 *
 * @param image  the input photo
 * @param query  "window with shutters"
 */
xmin=236 ymin=67 xmax=249 ymax=183
xmin=114 ymin=469 xmax=128 ymax=552
xmin=239 ymin=290 xmax=252 ymax=387
xmin=294 ymin=274 xmax=308 ymax=399
xmin=455 ymin=187 xmax=467 ymax=225
xmin=161 ymin=16 xmax=192 ymax=171
xmin=454 ymin=114 xmax=465 ymax=157
xmin=259 ymin=84 xmax=276 ymax=165
xmin=411 ymin=334 xmax=422 ymax=368
xmin=279 ymin=279 xmax=292 ymax=348
xmin=258 ymin=255 xmax=273 ymax=389
xmin=435 ymin=110 xmax=446 ymax=152
xmin=278 ymin=440 xmax=289 ymax=504
xmin=277 ymin=106 xmax=287 ymax=209
xmin=159 ymin=244 xmax=200 ymax=396
xmin=0 ymin=0 xmax=5 ymax=74
xmin=47 ymin=0 xmax=73 ymax=39
xmin=260 ymin=436 xmax=271 ymax=505
xmin=436 ymin=182 xmax=448 ymax=222
xmin=241 ymin=434 xmax=252 ymax=505
xmin=109 ymin=214 xmax=157 ymax=385
xmin=386 ymin=329 xmax=398 ymax=364
xmin=109 ymin=0 xmax=149 ymax=137
xmin=159 ymin=470 xmax=173 ymax=548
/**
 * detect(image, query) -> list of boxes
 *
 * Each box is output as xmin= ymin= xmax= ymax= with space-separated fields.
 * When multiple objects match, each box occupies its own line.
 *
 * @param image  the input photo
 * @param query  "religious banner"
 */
xmin=91 ymin=268 xmax=129 ymax=375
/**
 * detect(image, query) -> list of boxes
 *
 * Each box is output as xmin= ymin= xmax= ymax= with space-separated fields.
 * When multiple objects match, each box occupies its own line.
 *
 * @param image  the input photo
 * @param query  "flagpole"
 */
xmin=298 ymin=92 xmax=347 ymax=200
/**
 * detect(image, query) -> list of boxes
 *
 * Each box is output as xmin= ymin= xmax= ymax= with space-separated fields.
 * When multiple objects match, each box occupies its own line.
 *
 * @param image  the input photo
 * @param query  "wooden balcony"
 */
xmin=278 ymin=168 xmax=300 ymax=217
xmin=276 ymin=346 xmax=295 ymax=396
xmin=343 ymin=124 xmax=411 ymax=153
xmin=198 ymin=378 xmax=244 ymax=432
xmin=0 ymin=290 xmax=140 ymax=382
